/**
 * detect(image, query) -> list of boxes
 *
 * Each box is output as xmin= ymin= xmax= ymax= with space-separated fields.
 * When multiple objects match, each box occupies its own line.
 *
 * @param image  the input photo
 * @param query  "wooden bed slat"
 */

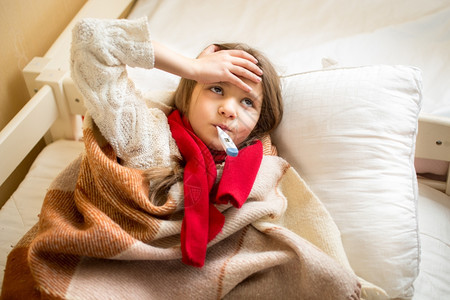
xmin=0 ymin=85 xmax=58 ymax=186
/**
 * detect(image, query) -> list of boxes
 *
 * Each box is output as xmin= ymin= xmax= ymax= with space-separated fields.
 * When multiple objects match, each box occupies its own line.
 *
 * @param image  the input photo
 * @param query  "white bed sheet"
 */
xmin=414 ymin=183 xmax=450 ymax=300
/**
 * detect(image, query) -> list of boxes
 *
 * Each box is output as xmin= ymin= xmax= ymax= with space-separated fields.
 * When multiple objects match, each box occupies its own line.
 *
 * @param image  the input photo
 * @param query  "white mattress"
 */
xmin=413 ymin=183 xmax=450 ymax=299
xmin=1 ymin=140 xmax=449 ymax=298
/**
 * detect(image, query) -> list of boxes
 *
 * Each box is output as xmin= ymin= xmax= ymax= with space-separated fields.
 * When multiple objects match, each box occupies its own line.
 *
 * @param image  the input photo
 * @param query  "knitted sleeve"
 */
xmin=71 ymin=18 xmax=178 ymax=169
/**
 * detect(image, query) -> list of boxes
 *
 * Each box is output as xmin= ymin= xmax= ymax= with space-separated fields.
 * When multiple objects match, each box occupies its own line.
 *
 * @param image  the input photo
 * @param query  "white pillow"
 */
xmin=272 ymin=65 xmax=422 ymax=299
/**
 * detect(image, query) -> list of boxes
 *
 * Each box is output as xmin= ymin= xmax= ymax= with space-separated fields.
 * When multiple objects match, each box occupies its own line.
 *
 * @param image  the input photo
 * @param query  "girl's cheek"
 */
xmin=240 ymin=114 xmax=258 ymax=131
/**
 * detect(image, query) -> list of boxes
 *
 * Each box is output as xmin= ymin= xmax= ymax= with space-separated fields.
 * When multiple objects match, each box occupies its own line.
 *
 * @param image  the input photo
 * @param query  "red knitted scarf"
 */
xmin=168 ymin=110 xmax=263 ymax=267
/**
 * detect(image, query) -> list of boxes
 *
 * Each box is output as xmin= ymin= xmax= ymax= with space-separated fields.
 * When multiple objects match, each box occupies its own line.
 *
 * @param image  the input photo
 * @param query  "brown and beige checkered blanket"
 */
xmin=1 ymin=121 xmax=376 ymax=299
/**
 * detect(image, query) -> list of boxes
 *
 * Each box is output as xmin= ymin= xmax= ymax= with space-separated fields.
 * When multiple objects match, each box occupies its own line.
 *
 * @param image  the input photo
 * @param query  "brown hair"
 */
xmin=145 ymin=43 xmax=283 ymax=205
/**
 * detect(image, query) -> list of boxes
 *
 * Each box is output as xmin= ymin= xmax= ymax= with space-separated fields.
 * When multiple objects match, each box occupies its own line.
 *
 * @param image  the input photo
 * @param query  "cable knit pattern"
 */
xmin=71 ymin=18 xmax=180 ymax=169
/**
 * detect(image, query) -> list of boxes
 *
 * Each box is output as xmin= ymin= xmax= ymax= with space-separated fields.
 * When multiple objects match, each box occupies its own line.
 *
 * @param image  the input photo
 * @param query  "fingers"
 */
xmin=225 ymin=56 xmax=262 ymax=92
xmin=226 ymin=49 xmax=258 ymax=64
xmin=230 ymin=57 xmax=263 ymax=81
xmin=227 ymin=74 xmax=253 ymax=93
xmin=228 ymin=64 xmax=261 ymax=89
xmin=202 ymin=46 xmax=263 ymax=77
xmin=225 ymin=51 xmax=263 ymax=89
xmin=194 ymin=46 xmax=263 ymax=91
xmin=227 ymin=50 xmax=263 ymax=76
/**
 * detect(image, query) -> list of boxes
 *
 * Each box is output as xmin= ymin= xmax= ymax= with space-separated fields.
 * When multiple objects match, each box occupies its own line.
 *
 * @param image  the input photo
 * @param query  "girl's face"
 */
xmin=187 ymin=78 xmax=263 ymax=151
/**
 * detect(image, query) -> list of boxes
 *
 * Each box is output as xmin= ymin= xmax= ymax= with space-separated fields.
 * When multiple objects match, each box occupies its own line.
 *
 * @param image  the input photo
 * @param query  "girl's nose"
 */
xmin=218 ymin=99 xmax=237 ymax=119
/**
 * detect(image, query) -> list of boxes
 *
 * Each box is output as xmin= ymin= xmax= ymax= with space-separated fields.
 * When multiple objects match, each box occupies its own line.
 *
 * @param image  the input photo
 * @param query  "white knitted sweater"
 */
xmin=71 ymin=18 xmax=180 ymax=169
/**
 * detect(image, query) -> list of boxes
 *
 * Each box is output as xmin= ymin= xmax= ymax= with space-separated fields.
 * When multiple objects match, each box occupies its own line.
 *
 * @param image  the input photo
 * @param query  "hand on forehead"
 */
xmin=193 ymin=44 xmax=263 ymax=92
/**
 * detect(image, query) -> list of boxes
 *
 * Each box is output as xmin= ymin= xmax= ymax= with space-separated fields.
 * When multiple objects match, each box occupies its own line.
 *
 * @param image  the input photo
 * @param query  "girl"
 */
xmin=71 ymin=17 xmax=282 ymax=267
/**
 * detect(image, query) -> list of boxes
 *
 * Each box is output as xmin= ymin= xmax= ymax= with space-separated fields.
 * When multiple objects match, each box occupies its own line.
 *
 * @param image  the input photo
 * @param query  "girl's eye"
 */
xmin=241 ymin=98 xmax=254 ymax=107
xmin=210 ymin=86 xmax=223 ymax=95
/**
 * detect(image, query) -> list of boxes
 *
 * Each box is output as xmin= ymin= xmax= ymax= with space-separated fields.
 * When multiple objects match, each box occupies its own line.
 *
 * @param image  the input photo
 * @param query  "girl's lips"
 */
xmin=216 ymin=124 xmax=231 ymax=132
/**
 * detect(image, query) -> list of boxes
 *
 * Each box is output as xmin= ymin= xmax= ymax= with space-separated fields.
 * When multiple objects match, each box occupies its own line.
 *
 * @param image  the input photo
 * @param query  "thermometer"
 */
xmin=216 ymin=126 xmax=239 ymax=157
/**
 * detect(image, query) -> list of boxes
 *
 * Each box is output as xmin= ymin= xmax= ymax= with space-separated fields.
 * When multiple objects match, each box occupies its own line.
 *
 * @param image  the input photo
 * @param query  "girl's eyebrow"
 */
xmin=219 ymin=82 xmax=262 ymax=103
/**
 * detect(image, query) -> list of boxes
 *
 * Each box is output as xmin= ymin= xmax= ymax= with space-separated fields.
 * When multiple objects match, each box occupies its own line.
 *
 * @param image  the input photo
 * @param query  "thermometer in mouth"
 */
xmin=216 ymin=126 xmax=239 ymax=157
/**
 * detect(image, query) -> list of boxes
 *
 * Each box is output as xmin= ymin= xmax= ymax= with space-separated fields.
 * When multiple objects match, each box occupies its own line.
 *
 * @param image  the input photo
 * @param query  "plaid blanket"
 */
xmin=2 ymin=119 xmax=371 ymax=299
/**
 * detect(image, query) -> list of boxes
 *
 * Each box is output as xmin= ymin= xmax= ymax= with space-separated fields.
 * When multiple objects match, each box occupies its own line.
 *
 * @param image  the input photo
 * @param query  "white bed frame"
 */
xmin=0 ymin=0 xmax=135 ymax=188
xmin=0 ymin=0 xmax=449 ymax=197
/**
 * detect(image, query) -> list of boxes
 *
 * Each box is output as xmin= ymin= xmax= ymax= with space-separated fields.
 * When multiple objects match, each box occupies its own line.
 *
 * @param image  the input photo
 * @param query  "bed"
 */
xmin=1 ymin=0 xmax=449 ymax=299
